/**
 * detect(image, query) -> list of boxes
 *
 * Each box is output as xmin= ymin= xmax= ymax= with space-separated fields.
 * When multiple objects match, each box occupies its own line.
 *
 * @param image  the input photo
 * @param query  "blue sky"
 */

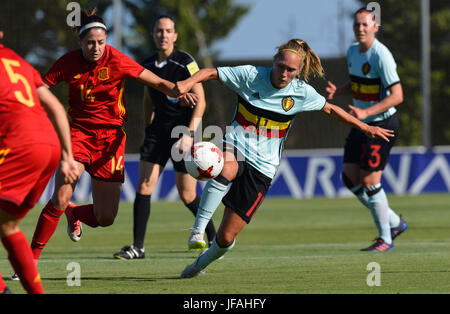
xmin=212 ymin=0 xmax=361 ymax=60
xmin=106 ymin=0 xmax=362 ymax=61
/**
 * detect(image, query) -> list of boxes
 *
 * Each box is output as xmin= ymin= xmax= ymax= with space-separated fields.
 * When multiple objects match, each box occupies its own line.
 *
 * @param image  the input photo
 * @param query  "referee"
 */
xmin=114 ymin=14 xmax=216 ymax=260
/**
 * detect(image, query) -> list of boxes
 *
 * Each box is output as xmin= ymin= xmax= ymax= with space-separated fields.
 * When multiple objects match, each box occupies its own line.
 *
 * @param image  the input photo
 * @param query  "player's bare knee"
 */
xmin=95 ymin=209 xmax=117 ymax=227
xmin=0 ymin=219 xmax=20 ymax=237
xmin=51 ymin=186 xmax=74 ymax=209
xmin=97 ymin=215 xmax=115 ymax=227
xmin=137 ymin=181 xmax=154 ymax=195
xmin=220 ymin=162 xmax=238 ymax=182
xmin=180 ymin=192 xmax=196 ymax=205
xmin=216 ymin=231 xmax=235 ymax=248
xmin=51 ymin=196 xmax=72 ymax=210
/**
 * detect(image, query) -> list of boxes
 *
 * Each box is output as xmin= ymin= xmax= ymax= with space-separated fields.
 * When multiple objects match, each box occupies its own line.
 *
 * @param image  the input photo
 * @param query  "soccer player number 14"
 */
xmin=80 ymin=84 xmax=95 ymax=103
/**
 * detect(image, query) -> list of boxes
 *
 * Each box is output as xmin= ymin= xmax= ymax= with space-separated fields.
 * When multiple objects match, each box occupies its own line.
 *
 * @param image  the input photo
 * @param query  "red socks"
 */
xmin=31 ymin=200 xmax=99 ymax=261
xmin=0 ymin=272 xmax=6 ymax=293
xmin=2 ymin=231 xmax=44 ymax=294
xmin=71 ymin=204 xmax=99 ymax=228
xmin=31 ymin=200 xmax=65 ymax=260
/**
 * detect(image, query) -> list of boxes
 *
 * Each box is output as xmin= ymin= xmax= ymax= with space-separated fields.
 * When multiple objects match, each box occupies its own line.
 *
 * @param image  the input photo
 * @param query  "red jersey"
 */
xmin=44 ymin=45 xmax=145 ymax=128
xmin=0 ymin=44 xmax=58 ymax=148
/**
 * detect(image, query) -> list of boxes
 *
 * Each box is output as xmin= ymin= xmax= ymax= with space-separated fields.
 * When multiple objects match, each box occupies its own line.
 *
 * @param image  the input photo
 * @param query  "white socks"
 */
xmin=193 ymin=178 xmax=228 ymax=233
xmin=196 ymin=237 xmax=235 ymax=270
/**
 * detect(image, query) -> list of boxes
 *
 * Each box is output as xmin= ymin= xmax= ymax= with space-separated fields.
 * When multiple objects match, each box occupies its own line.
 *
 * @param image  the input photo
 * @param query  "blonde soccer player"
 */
xmin=173 ymin=38 xmax=395 ymax=278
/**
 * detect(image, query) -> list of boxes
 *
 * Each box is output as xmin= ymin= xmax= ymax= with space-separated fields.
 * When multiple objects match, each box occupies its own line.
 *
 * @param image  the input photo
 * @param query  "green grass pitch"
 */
xmin=1 ymin=194 xmax=449 ymax=294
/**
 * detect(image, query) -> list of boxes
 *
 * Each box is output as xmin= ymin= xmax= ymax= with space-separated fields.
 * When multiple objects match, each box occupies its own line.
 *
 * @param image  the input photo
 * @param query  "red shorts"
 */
xmin=0 ymin=143 xmax=60 ymax=218
xmin=71 ymin=125 xmax=126 ymax=182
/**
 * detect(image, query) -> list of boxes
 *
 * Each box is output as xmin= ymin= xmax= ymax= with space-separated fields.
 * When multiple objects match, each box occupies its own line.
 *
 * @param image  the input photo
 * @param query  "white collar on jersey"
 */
xmin=154 ymin=59 xmax=168 ymax=68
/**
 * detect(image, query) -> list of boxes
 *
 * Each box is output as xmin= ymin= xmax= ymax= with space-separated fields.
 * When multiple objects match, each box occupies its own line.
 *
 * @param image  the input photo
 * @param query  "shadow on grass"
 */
xmin=41 ymin=275 xmax=181 ymax=282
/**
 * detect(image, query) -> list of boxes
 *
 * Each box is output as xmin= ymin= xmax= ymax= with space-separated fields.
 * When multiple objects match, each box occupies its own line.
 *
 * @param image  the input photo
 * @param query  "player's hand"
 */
xmin=325 ymin=81 xmax=337 ymax=100
xmin=60 ymin=157 xmax=80 ymax=184
xmin=174 ymin=80 xmax=195 ymax=96
xmin=175 ymin=133 xmax=194 ymax=154
xmin=363 ymin=125 xmax=394 ymax=142
xmin=348 ymin=105 xmax=369 ymax=120
xmin=178 ymin=93 xmax=198 ymax=108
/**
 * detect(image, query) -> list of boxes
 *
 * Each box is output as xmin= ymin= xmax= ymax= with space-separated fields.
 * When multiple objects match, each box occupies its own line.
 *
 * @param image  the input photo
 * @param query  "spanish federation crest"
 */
xmin=281 ymin=96 xmax=295 ymax=112
xmin=362 ymin=62 xmax=371 ymax=75
xmin=98 ymin=67 xmax=109 ymax=81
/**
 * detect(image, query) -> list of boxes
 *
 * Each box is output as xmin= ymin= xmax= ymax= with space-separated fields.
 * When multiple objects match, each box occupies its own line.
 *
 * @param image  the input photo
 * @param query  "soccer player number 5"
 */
xmin=1 ymin=58 xmax=35 ymax=107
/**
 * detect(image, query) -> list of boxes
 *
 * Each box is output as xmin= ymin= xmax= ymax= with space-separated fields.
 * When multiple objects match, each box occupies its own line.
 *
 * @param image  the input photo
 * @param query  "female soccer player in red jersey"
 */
xmin=27 ymin=9 xmax=198 ymax=265
xmin=0 ymin=28 xmax=79 ymax=294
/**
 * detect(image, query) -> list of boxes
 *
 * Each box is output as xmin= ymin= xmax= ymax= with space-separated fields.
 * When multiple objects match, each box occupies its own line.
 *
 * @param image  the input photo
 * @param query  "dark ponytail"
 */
xmin=76 ymin=8 xmax=107 ymax=40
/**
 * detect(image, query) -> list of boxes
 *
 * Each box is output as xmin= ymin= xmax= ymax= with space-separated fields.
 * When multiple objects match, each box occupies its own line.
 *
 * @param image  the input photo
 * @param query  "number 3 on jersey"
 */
xmin=361 ymin=144 xmax=381 ymax=168
xmin=1 ymin=58 xmax=35 ymax=107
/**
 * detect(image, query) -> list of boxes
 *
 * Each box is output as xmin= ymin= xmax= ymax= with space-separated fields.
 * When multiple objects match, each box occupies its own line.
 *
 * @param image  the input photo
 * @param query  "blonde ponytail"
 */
xmin=276 ymin=39 xmax=324 ymax=82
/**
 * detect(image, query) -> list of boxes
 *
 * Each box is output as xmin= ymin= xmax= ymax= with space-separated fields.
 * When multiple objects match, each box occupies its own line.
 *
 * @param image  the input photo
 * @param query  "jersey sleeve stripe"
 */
xmin=117 ymin=79 xmax=126 ymax=119
xmin=385 ymin=81 xmax=401 ymax=89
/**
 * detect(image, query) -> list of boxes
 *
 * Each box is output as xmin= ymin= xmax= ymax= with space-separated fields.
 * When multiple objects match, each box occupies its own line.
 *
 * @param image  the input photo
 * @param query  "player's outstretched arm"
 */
xmin=326 ymin=80 xmax=352 ymax=100
xmin=321 ymin=102 xmax=394 ymax=142
xmin=137 ymin=69 xmax=198 ymax=107
xmin=175 ymin=68 xmax=219 ymax=96
xmin=37 ymin=86 xmax=79 ymax=184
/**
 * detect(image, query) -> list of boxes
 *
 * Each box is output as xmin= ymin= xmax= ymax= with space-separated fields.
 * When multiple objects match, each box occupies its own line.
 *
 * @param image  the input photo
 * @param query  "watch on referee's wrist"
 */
xmin=189 ymin=130 xmax=195 ymax=137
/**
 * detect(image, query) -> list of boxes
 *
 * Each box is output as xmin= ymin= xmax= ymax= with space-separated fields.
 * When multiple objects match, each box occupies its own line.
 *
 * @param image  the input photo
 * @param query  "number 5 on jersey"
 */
xmin=1 ymin=58 xmax=35 ymax=107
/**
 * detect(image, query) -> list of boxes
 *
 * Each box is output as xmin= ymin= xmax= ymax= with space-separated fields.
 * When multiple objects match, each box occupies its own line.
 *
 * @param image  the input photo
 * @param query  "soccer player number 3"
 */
xmin=1 ymin=58 xmax=35 ymax=107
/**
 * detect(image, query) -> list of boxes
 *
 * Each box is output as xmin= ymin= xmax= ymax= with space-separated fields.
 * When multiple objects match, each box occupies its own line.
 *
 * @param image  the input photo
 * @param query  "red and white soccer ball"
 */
xmin=184 ymin=141 xmax=224 ymax=181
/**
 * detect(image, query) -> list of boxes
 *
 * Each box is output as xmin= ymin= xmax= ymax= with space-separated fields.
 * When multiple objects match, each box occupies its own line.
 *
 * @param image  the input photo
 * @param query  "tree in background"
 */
xmin=123 ymin=0 xmax=248 ymax=65
xmin=357 ymin=0 xmax=450 ymax=146
xmin=1 ymin=0 xmax=249 ymax=150
xmin=1 ymin=0 xmax=110 ymax=70
xmin=2 ymin=0 xmax=248 ymax=70
xmin=3 ymin=1 xmax=448 ymax=148
xmin=123 ymin=0 xmax=249 ymax=128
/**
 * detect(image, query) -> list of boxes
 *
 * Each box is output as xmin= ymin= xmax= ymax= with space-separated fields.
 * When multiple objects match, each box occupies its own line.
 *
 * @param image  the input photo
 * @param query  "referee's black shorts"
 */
xmin=139 ymin=122 xmax=188 ymax=173
xmin=343 ymin=113 xmax=399 ymax=171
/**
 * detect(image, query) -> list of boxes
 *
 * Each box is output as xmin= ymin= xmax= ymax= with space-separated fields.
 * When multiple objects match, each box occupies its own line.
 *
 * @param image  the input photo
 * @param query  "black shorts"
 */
xmin=222 ymin=147 xmax=272 ymax=224
xmin=139 ymin=122 xmax=187 ymax=173
xmin=343 ymin=114 xmax=399 ymax=171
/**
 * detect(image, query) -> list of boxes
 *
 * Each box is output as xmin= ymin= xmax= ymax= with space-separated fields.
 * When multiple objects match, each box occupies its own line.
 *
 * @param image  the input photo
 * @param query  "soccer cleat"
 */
xmin=10 ymin=273 xmax=19 ymax=281
xmin=361 ymin=238 xmax=394 ymax=252
xmin=113 ymin=245 xmax=145 ymax=260
xmin=391 ymin=216 xmax=408 ymax=240
xmin=180 ymin=251 xmax=206 ymax=279
xmin=188 ymin=229 xmax=206 ymax=251
xmin=65 ymin=201 xmax=82 ymax=242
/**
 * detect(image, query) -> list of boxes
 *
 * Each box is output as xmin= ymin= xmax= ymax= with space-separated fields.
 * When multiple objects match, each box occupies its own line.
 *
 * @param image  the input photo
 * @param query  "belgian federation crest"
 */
xmin=282 ymin=96 xmax=295 ymax=112
xmin=98 ymin=67 xmax=109 ymax=81
xmin=362 ymin=62 xmax=371 ymax=75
